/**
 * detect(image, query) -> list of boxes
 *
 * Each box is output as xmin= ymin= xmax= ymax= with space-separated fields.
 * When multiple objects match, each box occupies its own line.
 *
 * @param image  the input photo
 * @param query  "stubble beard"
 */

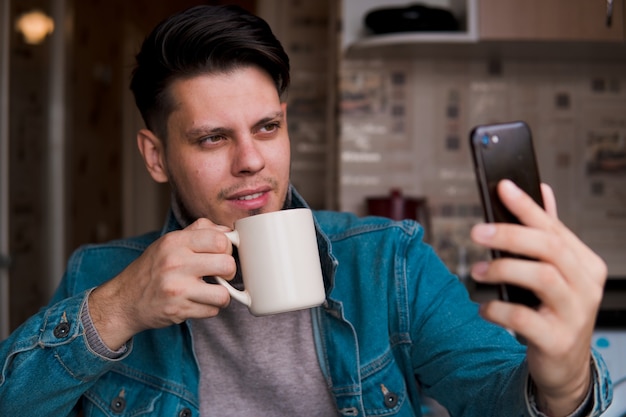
xmin=170 ymin=176 xmax=286 ymax=227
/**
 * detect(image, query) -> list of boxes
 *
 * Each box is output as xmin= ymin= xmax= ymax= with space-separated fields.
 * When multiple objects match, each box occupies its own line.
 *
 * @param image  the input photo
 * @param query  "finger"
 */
xmin=165 ymin=289 xmax=231 ymax=323
xmin=497 ymin=181 xmax=591 ymax=269
xmin=156 ymin=276 xmax=232 ymax=322
xmin=187 ymin=217 xmax=231 ymax=232
xmin=470 ymin=222 xmax=552 ymax=262
xmin=471 ymin=222 xmax=601 ymax=289
xmin=153 ymin=230 xmax=236 ymax=276
xmin=162 ymin=227 xmax=233 ymax=256
xmin=479 ymin=296 xmax=593 ymax=362
xmin=188 ymin=229 xmax=233 ymax=255
xmin=478 ymin=299 xmax=551 ymax=343
xmin=497 ymin=180 xmax=551 ymax=229
xmin=182 ymin=252 xmax=237 ymax=280
xmin=492 ymin=180 xmax=586 ymax=261
xmin=471 ymin=258 xmax=570 ymax=308
xmin=540 ymin=183 xmax=558 ymax=218
xmin=187 ymin=280 xmax=231 ymax=310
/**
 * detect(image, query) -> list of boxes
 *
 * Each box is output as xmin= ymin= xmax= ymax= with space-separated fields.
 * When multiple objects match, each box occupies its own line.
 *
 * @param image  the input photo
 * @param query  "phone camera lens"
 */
xmin=481 ymin=134 xmax=489 ymax=146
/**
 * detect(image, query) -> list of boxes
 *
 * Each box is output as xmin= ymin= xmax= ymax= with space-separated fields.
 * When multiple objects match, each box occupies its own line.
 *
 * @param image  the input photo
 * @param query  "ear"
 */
xmin=281 ymin=102 xmax=288 ymax=122
xmin=137 ymin=128 xmax=169 ymax=183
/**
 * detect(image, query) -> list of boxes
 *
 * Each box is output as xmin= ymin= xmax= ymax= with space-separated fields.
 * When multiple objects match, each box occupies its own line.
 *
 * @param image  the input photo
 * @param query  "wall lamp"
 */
xmin=15 ymin=9 xmax=55 ymax=45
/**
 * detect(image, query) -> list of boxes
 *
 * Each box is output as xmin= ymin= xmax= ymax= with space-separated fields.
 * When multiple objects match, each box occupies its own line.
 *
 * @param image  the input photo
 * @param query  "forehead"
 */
xmin=164 ymin=68 xmax=283 ymax=135
xmin=172 ymin=68 xmax=279 ymax=109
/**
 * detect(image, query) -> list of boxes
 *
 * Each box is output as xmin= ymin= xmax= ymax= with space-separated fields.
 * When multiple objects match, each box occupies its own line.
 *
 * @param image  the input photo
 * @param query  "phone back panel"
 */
xmin=470 ymin=121 xmax=544 ymax=226
xmin=470 ymin=121 xmax=544 ymax=307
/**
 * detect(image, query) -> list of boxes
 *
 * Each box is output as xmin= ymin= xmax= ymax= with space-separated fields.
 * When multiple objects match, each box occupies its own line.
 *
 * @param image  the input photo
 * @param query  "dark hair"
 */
xmin=129 ymin=5 xmax=290 ymax=139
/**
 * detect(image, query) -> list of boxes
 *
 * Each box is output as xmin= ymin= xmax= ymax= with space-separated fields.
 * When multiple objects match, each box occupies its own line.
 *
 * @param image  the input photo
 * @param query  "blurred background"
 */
xmin=1 ymin=0 xmax=625 ymax=339
xmin=1 ymin=0 xmax=337 ymax=334
xmin=2 ymin=1 xmax=626 ymax=415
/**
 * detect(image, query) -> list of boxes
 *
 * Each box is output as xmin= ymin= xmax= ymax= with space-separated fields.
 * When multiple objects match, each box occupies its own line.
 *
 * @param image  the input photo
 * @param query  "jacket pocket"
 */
xmin=82 ymin=371 xmax=163 ymax=416
xmin=361 ymin=354 xmax=410 ymax=416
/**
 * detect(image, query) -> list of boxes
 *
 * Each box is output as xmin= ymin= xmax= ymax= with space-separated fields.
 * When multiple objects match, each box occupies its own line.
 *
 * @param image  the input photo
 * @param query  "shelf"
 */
xmin=350 ymin=30 xmax=478 ymax=48
xmin=345 ymin=39 xmax=626 ymax=62
xmin=342 ymin=0 xmax=478 ymax=51
xmin=341 ymin=0 xmax=625 ymax=61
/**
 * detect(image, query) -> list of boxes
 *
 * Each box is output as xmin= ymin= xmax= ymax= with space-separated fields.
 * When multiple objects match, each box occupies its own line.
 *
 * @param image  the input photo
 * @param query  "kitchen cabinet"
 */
xmin=479 ymin=0 xmax=624 ymax=41
xmin=343 ymin=0 xmax=626 ymax=56
xmin=342 ymin=0 xmax=478 ymax=51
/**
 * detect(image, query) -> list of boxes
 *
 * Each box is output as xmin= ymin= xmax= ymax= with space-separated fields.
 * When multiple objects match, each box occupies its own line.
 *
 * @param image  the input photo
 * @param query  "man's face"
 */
xmin=152 ymin=66 xmax=291 ymax=228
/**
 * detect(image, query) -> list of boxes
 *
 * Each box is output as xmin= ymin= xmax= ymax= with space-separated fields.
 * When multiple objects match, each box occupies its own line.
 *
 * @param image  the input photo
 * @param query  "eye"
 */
xmin=259 ymin=122 xmax=280 ymax=134
xmin=199 ymin=134 xmax=226 ymax=145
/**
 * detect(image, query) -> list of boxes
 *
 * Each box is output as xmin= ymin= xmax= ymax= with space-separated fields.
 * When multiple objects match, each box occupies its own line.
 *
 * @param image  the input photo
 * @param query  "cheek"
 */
xmin=190 ymin=163 xmax=223 ymax=188
xmin=274 ymin=147 xmax=290 ymax=166
xmin=273 ymin=139 xmax=291 ymax=172
xmin=168 ymin=155 xmax=221 ymax=191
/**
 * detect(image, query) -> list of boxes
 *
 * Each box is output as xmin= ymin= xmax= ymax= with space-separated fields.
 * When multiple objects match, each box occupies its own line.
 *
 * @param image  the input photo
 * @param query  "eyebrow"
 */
xmin=252 ymin=110 xmax=284 ymax=131
xmin=184 ymin=110 xmax=284 ymax=140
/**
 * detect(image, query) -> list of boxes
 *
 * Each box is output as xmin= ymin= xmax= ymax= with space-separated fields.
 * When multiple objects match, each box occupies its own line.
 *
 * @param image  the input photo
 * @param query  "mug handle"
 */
xmin=214 ymin=231 xmax=252 ymax=307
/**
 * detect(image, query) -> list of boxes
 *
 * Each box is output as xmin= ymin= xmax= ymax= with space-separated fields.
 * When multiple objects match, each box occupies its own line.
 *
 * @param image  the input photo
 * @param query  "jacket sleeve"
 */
xmin=406 ymin=237 xmax=612 ymax=416
xmin=0 ymin=254 xmax=133 ymax=416
xmin=528 ymin=350 xmax=612 ymax=417
xmin=0 ymin=287 xmax=132 ymax=416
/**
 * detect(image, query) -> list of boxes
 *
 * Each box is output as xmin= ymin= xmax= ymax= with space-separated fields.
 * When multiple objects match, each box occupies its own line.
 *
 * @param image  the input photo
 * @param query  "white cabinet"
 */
xmin=342 ymin=0 xmax=478 ymax=52
xmin=343 ymin=0 xmax=625 ymax=56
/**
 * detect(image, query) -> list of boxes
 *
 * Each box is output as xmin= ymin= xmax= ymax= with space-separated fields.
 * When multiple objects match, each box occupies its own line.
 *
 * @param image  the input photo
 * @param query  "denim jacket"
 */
xmin=0 ymin=188 xmax=612 ymax=416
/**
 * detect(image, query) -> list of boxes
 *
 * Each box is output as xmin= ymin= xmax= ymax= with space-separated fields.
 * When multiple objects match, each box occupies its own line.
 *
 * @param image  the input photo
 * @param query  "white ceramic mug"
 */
xmin=215 ymin=208 xmax=326 ymax=316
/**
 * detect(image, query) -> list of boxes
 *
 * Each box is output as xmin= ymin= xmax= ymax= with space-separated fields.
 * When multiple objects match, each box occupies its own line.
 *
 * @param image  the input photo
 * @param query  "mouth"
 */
xmin=225 ymin=186 xmax=273 ymax=212
xmin=236 ymin=192 xmax=264 ymax=201
xmin=220 ymin=178 xmax=281 ymax=213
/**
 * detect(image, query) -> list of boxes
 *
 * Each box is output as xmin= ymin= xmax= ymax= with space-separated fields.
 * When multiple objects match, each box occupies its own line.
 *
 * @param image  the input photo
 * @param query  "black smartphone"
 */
xmin=469 ymin=121 xmax=544 ymax=308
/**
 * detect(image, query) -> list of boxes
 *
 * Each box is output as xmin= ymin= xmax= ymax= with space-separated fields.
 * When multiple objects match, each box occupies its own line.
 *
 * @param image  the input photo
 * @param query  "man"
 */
xmin=0 ymin=5 xmax=612 ymax=416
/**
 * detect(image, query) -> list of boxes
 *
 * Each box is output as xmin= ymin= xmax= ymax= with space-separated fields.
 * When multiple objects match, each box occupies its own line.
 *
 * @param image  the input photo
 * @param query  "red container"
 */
xmin=366 ymin=189 xmax=431 ymax=242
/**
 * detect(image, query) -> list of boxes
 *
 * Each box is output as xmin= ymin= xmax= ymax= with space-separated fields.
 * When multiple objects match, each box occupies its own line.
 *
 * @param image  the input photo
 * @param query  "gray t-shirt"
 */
xmin=191 ymin=274 xmax=338 ymax=416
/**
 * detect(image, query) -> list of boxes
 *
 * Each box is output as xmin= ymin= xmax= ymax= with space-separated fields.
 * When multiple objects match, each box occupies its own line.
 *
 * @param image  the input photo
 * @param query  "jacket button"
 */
xmin=384 ymin=392 xmax=398 ymax=408
xmin=110 ymin=396 xmax=126 ymax=413
xmin=380 ymin=383 xmax=399 ymax=408
xmin=179 ymin=408 xmax=192 ymax=417
xmin=53 ymin=322 xmax=71 ymax=338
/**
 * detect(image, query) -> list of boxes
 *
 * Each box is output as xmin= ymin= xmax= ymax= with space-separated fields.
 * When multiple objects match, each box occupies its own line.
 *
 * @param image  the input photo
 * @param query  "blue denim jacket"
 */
xmin=0 ymin=189 xmax=612 ymax=416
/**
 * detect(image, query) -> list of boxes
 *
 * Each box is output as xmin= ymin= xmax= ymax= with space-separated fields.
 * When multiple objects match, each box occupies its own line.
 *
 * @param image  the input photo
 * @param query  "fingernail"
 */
xmin=472 ymin=223 xmax=496 ymax=242
xmin=501 ymin=179 xmax=521 ymax=196
xmin=478 ymin=303 xmax=488 ymax=317
xmin=471 ymin=261 xmax=489 ymax=279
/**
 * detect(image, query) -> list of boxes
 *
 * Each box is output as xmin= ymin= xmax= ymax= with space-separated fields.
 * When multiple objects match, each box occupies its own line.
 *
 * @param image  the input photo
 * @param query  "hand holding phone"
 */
xmin=469 ymin=121 xmax=544 ymax=308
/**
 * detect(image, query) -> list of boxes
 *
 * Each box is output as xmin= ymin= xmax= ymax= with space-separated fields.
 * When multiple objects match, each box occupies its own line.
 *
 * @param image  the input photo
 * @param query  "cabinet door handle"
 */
xmin=606 ymin=0 xmax=614 ymax=27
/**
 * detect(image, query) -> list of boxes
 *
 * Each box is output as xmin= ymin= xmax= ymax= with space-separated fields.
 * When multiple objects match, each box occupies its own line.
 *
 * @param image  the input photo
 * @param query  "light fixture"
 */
xmin=15 ymin=10 xmax=55 ymax=45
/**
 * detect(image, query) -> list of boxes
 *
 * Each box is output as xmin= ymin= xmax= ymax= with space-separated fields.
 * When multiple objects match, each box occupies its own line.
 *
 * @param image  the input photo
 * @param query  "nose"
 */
xmin=231 ymin=136 xmax=265 ymax=176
